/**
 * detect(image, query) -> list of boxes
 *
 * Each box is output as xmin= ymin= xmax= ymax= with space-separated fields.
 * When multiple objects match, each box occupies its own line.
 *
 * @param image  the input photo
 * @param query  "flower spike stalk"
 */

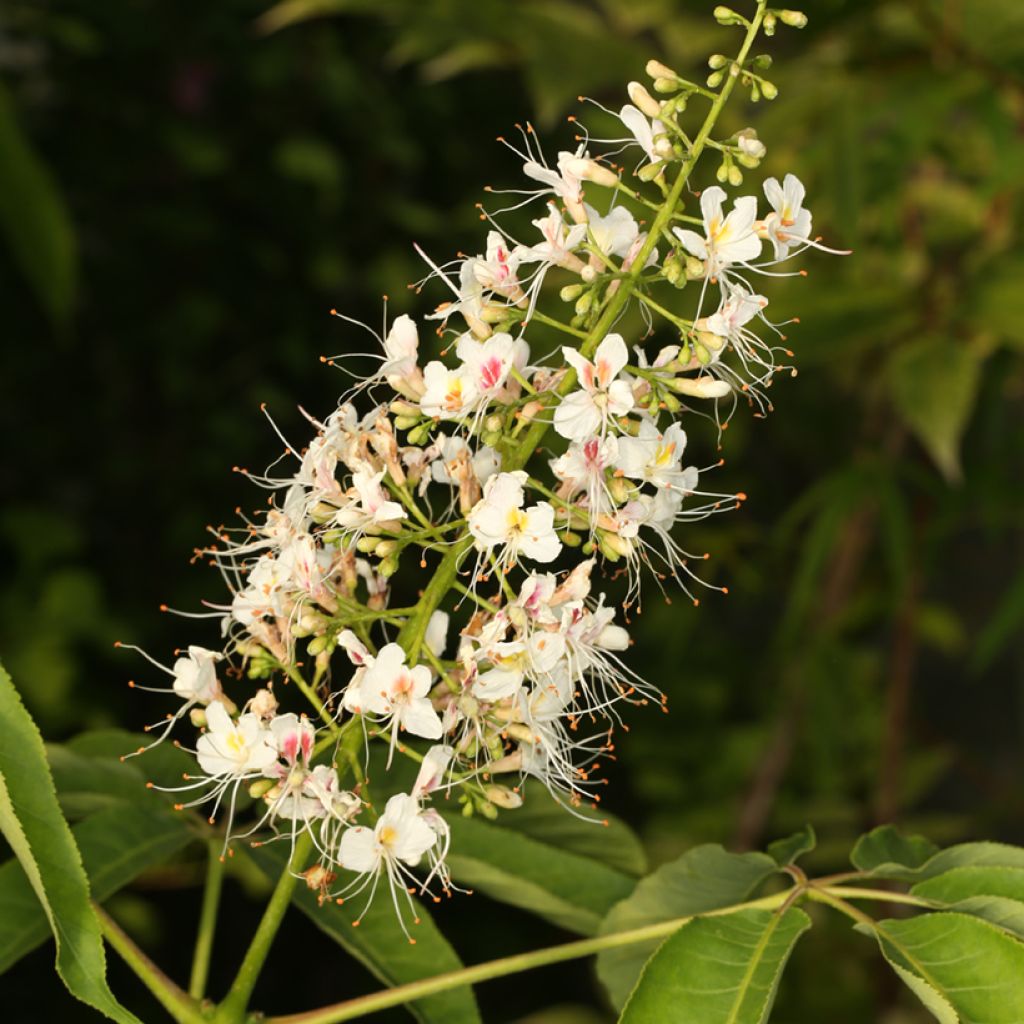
xmin=118 ymin=4 xmax=840 ymax=1015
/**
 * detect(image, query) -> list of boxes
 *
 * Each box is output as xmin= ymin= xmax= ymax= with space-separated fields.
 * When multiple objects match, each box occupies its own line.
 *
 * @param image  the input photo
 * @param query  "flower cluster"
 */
xmin=123 ymin=15 xmax=841 ymax=938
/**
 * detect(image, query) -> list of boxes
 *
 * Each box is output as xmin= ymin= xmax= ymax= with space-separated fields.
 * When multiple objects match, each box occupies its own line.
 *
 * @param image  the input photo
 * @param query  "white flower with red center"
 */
xmin=471 ymin=231 xmax=523 ymax=298
xmin=467 ymin=471 xmax=562 ymax=568
xmin=553 ymin=333 xmax=635 ymax=441
xmin=673 ymin=186 xmax=762 ymax=279
xmin=761 ymin=173 xmax=812 ymax=260
xmin=520 ymin=204 xmax=587 ymax=270
xmin=344 ymin=643 xmax=443 ymax=752
xmin=454 ymin=331 xmax=521 ymax=403
xmin=614 ymin=420 xmax=698 ymax=492
xmin=550 ymin=434 xmax=619 ymax=519
xmin=701 ymin=286 xmax=768 ymax=345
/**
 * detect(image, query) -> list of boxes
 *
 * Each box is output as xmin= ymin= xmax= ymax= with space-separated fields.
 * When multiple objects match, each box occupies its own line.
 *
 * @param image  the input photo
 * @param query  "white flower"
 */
xmin=585 ymin=204 xmax=639 ymax=259
xmin=172 ymin=646 xmax=223 ymax=704
xmin=429 ymin=435 xmax=500 ymax=488
xmin=702 ymin=287 xmax=767 ymax=341
xmin=553 ymin=333 xmax=635 ymax=441
xmin=467 ymin=471 xmax=562 ymax=566
xmin=344 ymin=643 xmax=443 ymax=750
xmin=195 ymin=703 xmax=277 ymax=777
xmin=420 ymin=360 xmax=480 ymax=420
xmin=614 ymin=420 xmax=698 ymax=492
xmin=335 ymin=792 xmax=441 ymax=936
xmin=268 ymin=712 xmax=316 ymax=767
xmin=761 ymin=173 xmax=812 ymax=260
xmin=673 ymin=186 xmax=761 ymax=278
xmin=412 ymin=744 xmax=455 ymax=799
xmin=454 ymin=331 xmax=520 ymax=400
xmin=471 ymin=231 xmax=522 ymax=298
xmin=522 ymin=149 xmax=588 ymax=222
xmin=520 ymin=204 xmax=587 ymax=268
xmin=618 ymin=104 xmax=666 ymax=164
xmin=550 ymin=435 xmax=619 ymax=521
xmin=334 ymin=465 xmax=407 ymax=531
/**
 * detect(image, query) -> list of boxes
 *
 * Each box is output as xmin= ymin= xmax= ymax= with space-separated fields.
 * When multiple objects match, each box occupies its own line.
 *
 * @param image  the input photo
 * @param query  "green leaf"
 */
xmin=46 ymin=744 xmax=150 ymax=817
xmin=0 ymin=83 xmax=76 ymax=326
xmin=885 ymin=963 xmax=958 ymax=1024
xmin=943 ymin=896 xmax=1024 ymax=941
xmin=65 ymin=727 xmax=197 ymax=790
xmin=886 ymin=335 xmax=982 ymax=482
xmin=597 ymin=845 xmax=779 ymax=1010
xmin=248 ymin=845 xmax=481 ymax=1024
xmin=0 ymin=801 xmax=195 ymax=973
xmin=869 ymin=912 xmax=1024 ymax=1021
xmin=620 ymin=906 xmax=811 ymax=1023
xmin=496 ymin=790 xmax=647 ymax=876
xmin=0 ymin=663 xmax=139 ymax=1021
xmin=767 ymin=825 xmax=816 ymax=868
xmin=850 ymin=825 xmax=939 ymax=879
xmin=913 ymin=866 xmax=1024 ymax=904
xmin=439 ymin=811 xmax=636 ymax=935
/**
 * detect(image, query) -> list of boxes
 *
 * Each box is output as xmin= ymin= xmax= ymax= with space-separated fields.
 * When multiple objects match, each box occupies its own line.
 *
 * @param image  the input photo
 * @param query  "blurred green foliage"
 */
xmin=2 ymin=0 xmax=1023 ymax=1020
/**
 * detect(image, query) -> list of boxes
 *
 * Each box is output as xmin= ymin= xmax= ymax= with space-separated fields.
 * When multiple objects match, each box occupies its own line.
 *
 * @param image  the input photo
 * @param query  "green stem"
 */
xmin=283 ymin=663 xmax=338 ymax=733
xmin=94 ymin=902 xmax=206 ymax=1024
xmin=509 ymin=0 xmax=769 ymax=471
xmin=214 ymin=831 xmax=314 ymax=1023
xmin=188 ymin=840 xmax=226 ymax=1001
xmin=818 ymin=884 xmax=934 ymax=909
xmin=264 ymin=889 xmax=791 ymax=1024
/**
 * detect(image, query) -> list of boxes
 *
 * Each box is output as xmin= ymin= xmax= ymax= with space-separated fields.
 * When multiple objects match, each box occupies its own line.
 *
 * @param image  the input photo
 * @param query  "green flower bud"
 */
xmin=375 ymin=540 xmax=398 ymax=557
xmin=728 ymin=164 xmax=743 ymax=187
xmin=779 ymin=9 xmax=808 ymax=28
xmin=356 ymin=536 xmax=381 ymax=554
xmin=249 ymin=778 xmax=276 ymax=799
xmin=685 ymin=256 xmax=707 ymax=280
xmin=706 ymin=70 xmax=725 ymax=89
xmin=561 ymin=530 xmax=582 ymax=547
xmin=393 ymin=415 xmax=420 ymax=431
xmin=575 ymin=291 xmax=594 ymax=316
xmin=560 ymin=283 xmax=584 ymax=302
xmin=763 ymin=12 xmax=777 ymax=35
xmin=751 ymin=53 xmax=773 ymax=70
xmin=645 ymin=59 xmax=679 ymax=80
xmin=761 ymin=80 xmax=779 ymax=100
xmin=407 ymin=421 xmax=432 ymax=446
xmin=653 ymin=76 xmax=678 ymax=94
xmin=378 ymin=554 xmax=400 ymax=578
xmin=307 ymin=634 xmax=331 ymax=656
xmin=713 ymin=6 xmax=744 ymax=26
xmin=662 ymin=391 xmax=682 ymax=413
xmin=708 ymin=54 xmax=728 ymax=70
xmin=638 ymin=160 xmax=665 ymax=182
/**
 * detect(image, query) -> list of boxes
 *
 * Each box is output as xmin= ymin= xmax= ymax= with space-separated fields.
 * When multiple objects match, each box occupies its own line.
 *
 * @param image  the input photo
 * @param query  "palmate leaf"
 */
xmin=0 ymin=664 xmax=139 ymax=1022
xmin=619 ymin=906 xmax=811 ymax=1024
xmin=596 ymin=845 xmax=779 ymax=1010
xmin=866 ymin=912 xmax=1024 ymax=1022
xmin=248 ymin=844 xmax=481 ymax=1024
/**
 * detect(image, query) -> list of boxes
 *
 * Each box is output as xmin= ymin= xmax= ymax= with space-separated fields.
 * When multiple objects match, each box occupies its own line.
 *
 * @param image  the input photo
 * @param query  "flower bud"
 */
xmin=707 ymin=70 xmax=725 ymax=89
xmin=407 ymin=422 xmax=432 ymax=446
xmin=761 ymin=80 xmax=779 ymax=100
xmin=763 ymin=12 xmax=777 ymax=35
xmin=597 ymin=533 xmax=622 ymax=562
xmin=393 ymin=415 xmax=420 ymax=431
xmin=708 ymin=54 xmax=728 ymax=70
xmin=779 ymin=9 xmax=808 ymax=28
xmin=728 ymin=164 xmax=743 ymax=187
xmin=627 ymin=80 xmax=662 ymax=118
xmin=189 ymin=707 xmax=208 ymax=729
xmin=375 ymin=540 xmax=398 ymax=557
xmin=685 ymin=256 xmax=707 ymax=280
xmin=645 ymin=59 xmax=679 ymax=80
xmin=563 ymin=157 xmax=618 ymax=188
xmin=519 ymin=399 xmax=545 ymax=423
xmin=653 ymin=136 xmax=675 ymax=160
xmin=561 ymin=530 xmax=582 ymax=547
xmin=580 ymin=264 xmax=597 ymax=284
xmin=669 ymin=376 xmax=732 ymax=399
xmin=484 ymin=413 xmax=503 ymax=433
xmin=751 ymin=54 xmax=773 ymax=71
xmin=308 ymin=634 xmax=331 ymax=655
xmin=560 ymin=283 xmax=584 ymax=302
xmin=575 ymin=290 xmax=594 ymax=316
xmin=378 ymin=554 xmax=400 ymax=578
xmin=653 ymin=76 xmax=678 ymax=94
xmin=607 ymin=476 xmax=633 ymax=505
xmin=485 ymin=785 xmax=523 ymax=809
xmin=389 ymin=399 xmax=420 ymax=417
xmin=248 ymin=778 xmax=276 ymax=799
xmin=250 ymin=687 xmax=278 ymax=720
xmin=713 ymin=6 xmax=745 ymax=25
xmin=637 ymin=161 xmax=665 ymax=182
xmin=662 ymin=391 xmax=682 ymax=413
xmin=356 ymin=536 xmax=381 ymax=554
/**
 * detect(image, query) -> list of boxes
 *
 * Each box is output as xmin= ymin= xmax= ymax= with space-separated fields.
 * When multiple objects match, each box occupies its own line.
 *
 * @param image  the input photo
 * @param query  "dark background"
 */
xmin=2 ymin=0 xmax=1023 ymax=1020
